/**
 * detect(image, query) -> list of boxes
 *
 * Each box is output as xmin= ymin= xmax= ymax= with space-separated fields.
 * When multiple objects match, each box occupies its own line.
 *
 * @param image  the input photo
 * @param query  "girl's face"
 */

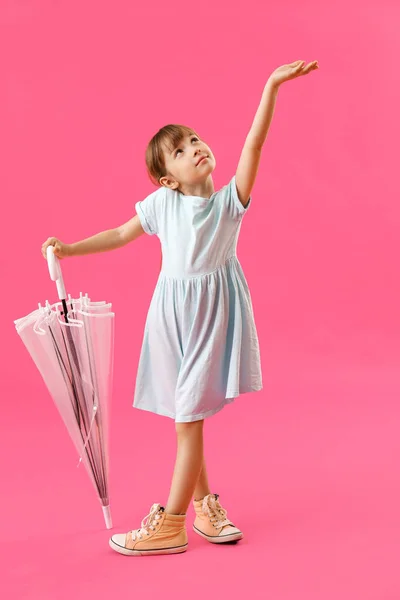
xmin=160 ymin=134 xmax=216 ymax=190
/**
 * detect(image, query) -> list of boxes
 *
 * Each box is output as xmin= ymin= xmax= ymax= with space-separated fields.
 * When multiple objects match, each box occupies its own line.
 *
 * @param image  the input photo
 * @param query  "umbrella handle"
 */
xmin=47 ymin=246 xmax=67 ymax=300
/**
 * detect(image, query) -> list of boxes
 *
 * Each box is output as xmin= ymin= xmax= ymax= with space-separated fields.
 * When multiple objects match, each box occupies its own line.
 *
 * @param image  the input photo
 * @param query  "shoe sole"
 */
xmin=193 ymin=524 xmax=243 ymax=543
xmin=109 ymin=539 xmax=188 ymax=556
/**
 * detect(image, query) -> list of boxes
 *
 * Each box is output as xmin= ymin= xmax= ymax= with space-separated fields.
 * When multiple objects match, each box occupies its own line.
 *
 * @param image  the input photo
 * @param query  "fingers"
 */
xmin=41 ymin=239 xmax=51 ymax=259
xmin=41 ymin=240 xmax=49 ymax=259
xmin=292 ymin=60 xmax=319 ymax=72
xmin=41 ymin=237 xmax=57 ymax=259
xmin=291 ymin=60 xmax=319 ymax=79
xmin=301 ymin=60 xmax=319 ymax=73
xmin=288 ymin=61 xmax=305 ymax=70
xmin=54 ymin=244 xmax=64 ymax=259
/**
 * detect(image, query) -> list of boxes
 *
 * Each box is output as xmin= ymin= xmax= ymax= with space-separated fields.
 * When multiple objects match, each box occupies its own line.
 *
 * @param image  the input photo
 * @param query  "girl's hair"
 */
xmin=145 ymin=124 xmax=199 ymax=187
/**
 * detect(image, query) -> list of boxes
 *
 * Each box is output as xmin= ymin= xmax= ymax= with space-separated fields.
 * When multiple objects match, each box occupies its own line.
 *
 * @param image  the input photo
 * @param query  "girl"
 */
xmin=42 ymin=60 xmax=318 ymax=557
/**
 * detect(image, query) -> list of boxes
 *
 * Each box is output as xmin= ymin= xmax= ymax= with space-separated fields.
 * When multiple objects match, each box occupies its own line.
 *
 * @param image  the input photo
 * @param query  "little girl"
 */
xmin=42 ymin=60 xmax=318 ymax=557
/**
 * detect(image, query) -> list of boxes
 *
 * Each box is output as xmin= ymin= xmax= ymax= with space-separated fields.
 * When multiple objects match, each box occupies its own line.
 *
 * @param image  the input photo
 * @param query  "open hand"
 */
xmin=269 ymin=60 xmax=319 ymax=88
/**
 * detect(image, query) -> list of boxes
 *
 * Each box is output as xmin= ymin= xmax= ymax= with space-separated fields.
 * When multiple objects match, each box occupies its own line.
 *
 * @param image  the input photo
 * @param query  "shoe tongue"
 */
xmin=147 ymin=504 xmax=163 ymax=523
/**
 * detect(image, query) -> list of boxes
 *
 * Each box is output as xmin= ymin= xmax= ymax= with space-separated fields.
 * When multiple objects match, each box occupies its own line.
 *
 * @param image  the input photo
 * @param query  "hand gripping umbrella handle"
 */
xmin=46 ymin=246 xmax=67 ymax=300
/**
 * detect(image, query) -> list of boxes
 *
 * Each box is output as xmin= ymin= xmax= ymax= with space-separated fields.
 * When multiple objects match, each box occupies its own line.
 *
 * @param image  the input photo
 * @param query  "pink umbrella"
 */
xmin=14 ymin=247 xmax=114 ymax=529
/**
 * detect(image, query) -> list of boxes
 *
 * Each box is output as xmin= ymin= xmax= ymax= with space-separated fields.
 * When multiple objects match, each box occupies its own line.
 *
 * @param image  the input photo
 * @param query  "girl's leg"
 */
xmin=165 ymin=419 xmax=205 ymax=515
xmin=193 ymin=454 xmax=211 ymax=501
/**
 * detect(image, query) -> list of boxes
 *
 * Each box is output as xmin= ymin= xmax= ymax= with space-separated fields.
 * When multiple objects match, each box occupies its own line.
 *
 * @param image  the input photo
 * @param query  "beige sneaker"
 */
xmin=193 ymin=493 xmax=243 ymax=543
xmin=109 ymin=503 xmax=188 ymax=556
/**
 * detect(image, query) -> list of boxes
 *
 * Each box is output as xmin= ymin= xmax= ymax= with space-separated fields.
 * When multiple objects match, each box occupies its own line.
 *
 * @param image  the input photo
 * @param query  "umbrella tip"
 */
xmin=102 ymin=505 xmax=113 ymax=529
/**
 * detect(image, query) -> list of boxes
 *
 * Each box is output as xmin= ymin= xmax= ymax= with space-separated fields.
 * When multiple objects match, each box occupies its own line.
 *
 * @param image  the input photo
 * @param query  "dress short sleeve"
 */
xmin=135 ymin=187 xmax=165 ymax=236
xmin=225 ymin=175 xmax=252 ymax=220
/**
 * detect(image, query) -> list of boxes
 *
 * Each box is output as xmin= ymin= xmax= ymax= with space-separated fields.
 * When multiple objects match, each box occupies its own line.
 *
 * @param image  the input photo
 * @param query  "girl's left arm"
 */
xmin=235 ymin=59 xmax=319 ymax=207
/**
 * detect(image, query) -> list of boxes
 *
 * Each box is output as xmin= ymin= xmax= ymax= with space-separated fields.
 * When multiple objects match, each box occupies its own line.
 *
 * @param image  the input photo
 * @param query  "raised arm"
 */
xmin=235 ymin=81 xmax=279 ymax=207
xmin=235 ymin=59 xmax=319 ymax=207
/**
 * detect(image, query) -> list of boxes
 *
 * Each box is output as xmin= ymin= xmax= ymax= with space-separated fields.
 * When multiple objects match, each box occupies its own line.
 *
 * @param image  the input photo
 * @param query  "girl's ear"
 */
xmin=159 ymin=176 xmax=179 ymax=190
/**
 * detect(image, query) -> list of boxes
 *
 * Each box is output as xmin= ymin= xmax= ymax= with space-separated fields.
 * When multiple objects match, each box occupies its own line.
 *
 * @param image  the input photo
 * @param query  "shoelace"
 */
xmin=202 ymin=494 xmax=233 ymax=528
xmin=129 ymin=503 xmax=164 ymax=541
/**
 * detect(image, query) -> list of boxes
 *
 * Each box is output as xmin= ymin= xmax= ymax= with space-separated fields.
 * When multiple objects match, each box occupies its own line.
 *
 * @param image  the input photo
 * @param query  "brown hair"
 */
xmin=145 ymin=124 xmax=200 ymax=187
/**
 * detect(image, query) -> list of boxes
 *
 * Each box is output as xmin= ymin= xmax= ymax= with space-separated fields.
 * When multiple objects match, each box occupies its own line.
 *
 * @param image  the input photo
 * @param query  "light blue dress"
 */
xmin=133 ymin=175 xmax=262 ymax=422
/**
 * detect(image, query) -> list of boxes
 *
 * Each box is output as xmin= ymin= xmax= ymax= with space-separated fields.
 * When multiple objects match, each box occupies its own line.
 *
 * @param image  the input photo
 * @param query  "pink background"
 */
xmin=2 ymin=1 xmax=400 ymax=598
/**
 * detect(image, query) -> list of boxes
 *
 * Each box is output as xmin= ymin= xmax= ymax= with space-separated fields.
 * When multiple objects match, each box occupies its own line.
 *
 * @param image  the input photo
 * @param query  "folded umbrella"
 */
xmin=14 ymin=247 xmax=114 ymax=529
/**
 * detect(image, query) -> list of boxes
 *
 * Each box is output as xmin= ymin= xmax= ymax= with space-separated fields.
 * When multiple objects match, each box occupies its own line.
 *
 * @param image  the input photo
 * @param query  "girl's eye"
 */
xmin=175 ymin=137 xmax=198 ymax=156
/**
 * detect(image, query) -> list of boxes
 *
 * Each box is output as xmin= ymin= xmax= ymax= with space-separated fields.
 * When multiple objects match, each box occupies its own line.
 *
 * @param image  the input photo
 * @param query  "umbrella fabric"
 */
xmin=14 ymin=293 xmax=114 ymax=529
